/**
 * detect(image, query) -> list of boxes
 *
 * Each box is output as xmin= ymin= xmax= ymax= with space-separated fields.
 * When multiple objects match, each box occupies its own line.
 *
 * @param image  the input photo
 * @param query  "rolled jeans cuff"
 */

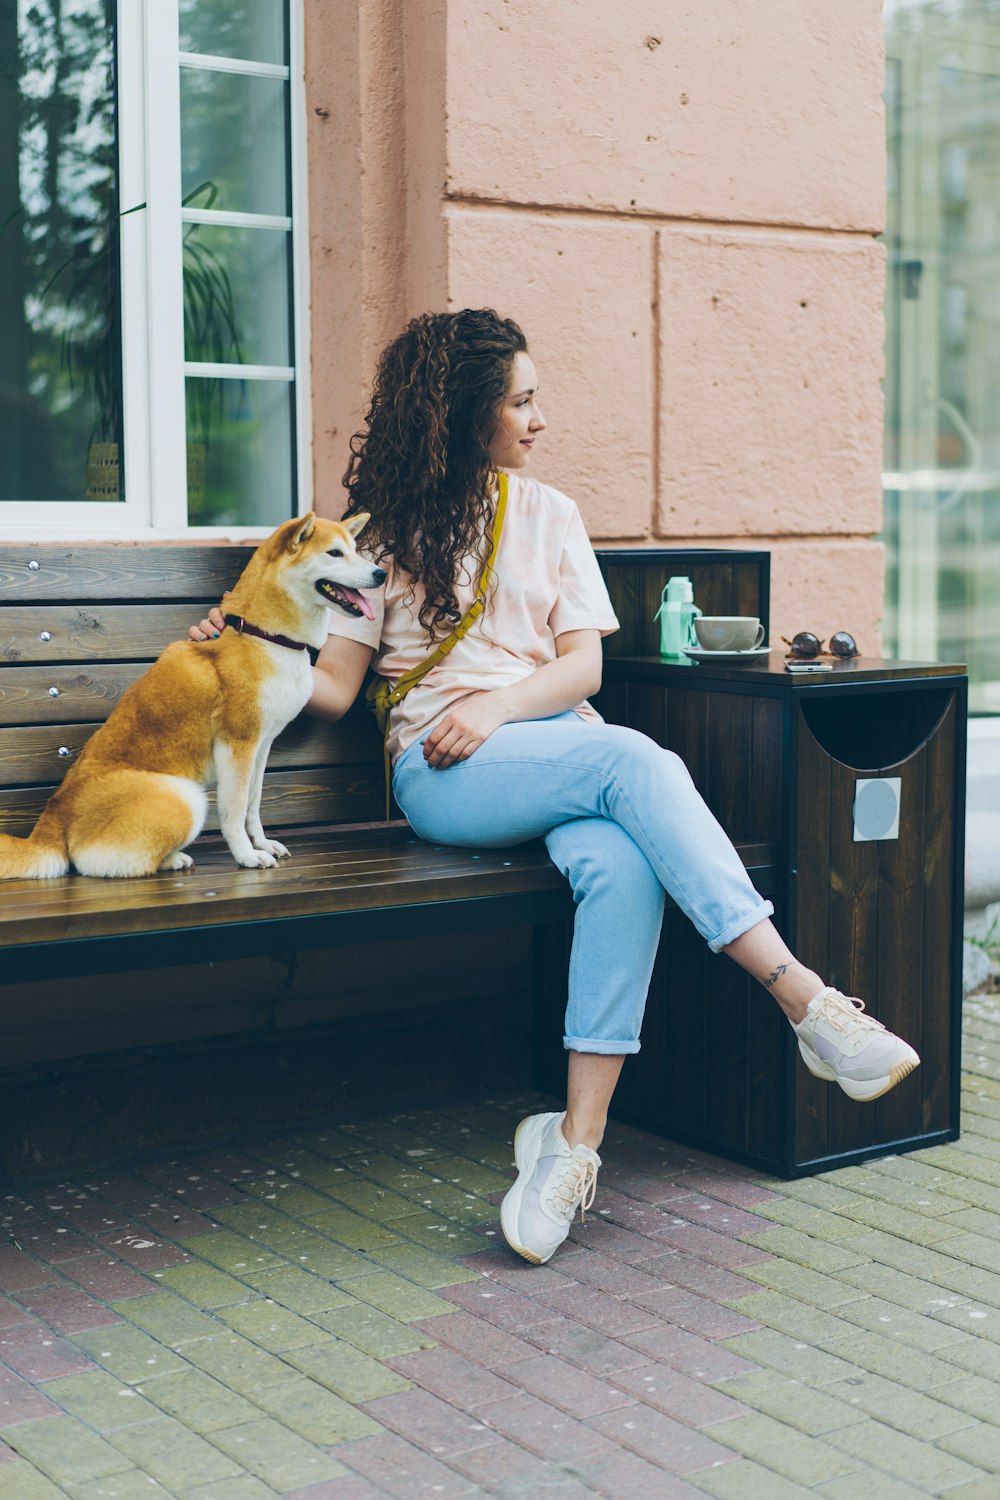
xmin=563 ymin=1035 xmax=642 ymax=1056
xmin=708 ymin=899 xmax=774 ymax=954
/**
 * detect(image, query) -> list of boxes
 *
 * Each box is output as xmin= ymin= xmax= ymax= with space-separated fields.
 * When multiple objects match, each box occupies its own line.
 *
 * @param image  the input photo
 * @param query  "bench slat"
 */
xmin=0 ymin=711 xmax=381 ymax=789
xmin=0 ymin=665 xmax=147 ymax=726
xmin=0 ymin=829 xmax=566 ymax=946
xmin=0 ymin=547 xmax=252 ymax=601
xmin=0 ymin=765 xmax=385 ymax=838
xmin=0 ymin=605 xmax=216 ymax=665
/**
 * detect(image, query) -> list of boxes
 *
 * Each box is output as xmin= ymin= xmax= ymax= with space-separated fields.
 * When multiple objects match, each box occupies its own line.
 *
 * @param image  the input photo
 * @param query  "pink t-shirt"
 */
xmin=327 ymin=473 xmax=620 ymax=761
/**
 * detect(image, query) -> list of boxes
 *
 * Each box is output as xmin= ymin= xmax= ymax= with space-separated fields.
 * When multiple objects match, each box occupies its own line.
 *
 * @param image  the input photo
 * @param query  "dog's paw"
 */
xmin=234 ymin=849 xmax=278 ymax=870
xmin=159 ymin=851 xmax=194 ymax=872
xmin=255 ymin=838 xmax=290 ymax=859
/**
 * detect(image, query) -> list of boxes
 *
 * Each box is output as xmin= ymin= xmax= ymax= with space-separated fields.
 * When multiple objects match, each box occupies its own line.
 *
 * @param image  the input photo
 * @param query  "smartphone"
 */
xmin=785 ymin=661 xmax=833 ymax=673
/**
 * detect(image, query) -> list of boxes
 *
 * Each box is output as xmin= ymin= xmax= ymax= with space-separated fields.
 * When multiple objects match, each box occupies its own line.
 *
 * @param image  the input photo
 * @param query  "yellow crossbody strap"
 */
xmin=370 ymin=471 xmax=508 ymax=816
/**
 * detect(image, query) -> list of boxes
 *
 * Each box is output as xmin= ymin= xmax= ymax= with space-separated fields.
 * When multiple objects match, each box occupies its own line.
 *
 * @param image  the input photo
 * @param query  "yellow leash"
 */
xmin=365 ymin=472 xmax=509 ymax=818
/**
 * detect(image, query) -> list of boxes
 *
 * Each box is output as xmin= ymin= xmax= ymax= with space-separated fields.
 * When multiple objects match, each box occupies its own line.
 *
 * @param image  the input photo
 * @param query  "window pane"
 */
xmin=178 ymin=0 xmax=287 ymax=67
xmin=184 ymin=223 xmax=292 ymax=368
xmin=0 ymin=0 xmax=123 ymax=503
xmin=186 ymin=377 xmax=295 ymax=526
xmin=883 ymin=3 xmax=1000 ymax=712
xmin=180 ymin=68 xmax=288 ymax=217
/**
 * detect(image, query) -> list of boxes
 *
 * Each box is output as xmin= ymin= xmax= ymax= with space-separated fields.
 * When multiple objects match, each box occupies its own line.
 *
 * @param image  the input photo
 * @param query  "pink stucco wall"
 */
xmin=308 ymin=0 xmax=887 ymax=650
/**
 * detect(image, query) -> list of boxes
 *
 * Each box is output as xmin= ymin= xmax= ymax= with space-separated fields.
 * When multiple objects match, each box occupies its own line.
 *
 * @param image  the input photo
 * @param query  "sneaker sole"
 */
xmin=799 ymin=1042 xmax=921 ymax=1102
xmin=499 ymin=1114 xmax=551 ymax=1266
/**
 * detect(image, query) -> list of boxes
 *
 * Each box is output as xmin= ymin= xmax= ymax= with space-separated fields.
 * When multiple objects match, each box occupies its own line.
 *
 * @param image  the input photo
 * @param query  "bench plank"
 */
xmin=0 ymin=712 xmax=382 ymax=789
xmin=0 ymin=665 xmax=147 ymax=726
xmin=0 ymin=547 xmax=252 ymax=601
xmin=0 ymin=605 xmax=215 ymax=664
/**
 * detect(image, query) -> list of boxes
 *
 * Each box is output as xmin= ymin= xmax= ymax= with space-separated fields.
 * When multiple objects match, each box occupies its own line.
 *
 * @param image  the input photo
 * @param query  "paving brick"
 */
xmin=359 ymin=1387 xmax=498 ymax=1457
xmin=710 ymin=1369 xmax=861 ymax=1437
xmin=127 ymin=1202 xmax=223 ymax=1241
xmin=56 ymin=1257 xmax=156 ymax=1303
xmin=728 ymin=1292 xmax=859 ymax=1346
xmin=158 ymin=1265 xmax=258 ymax=1309
xmin=137 ymin=1369 xmax=259 ymax=1432
xmin=528 ymin=1250 xmax=665 ymax=1300
xmin=43 ymin=1198 xmax=128 ymax=1236
xmin=240 ymin=1267 xmax=354 ymax=1317
xmin=610 ymin=1361 xmax=745 ymax=1428
xmin=304 ymin=1208 xmax=403 ymax=1255
xmin=0 ymin=1296 xmax=33 ymax=1331
xmin=284 ymin=1338 xmax=410 ymax=1403
xmin=311 ymin=1302 xmax=433 ymax=1358
xmin=0 ymin=1458 xmax=65 ymax=1500
xmin=206 ymin=1418 xmax=345 ymax=1490
xmin=244 ymin=1179 xmax=337 ymax=1217
xmin=837 ymin=1259 xmax=969 ymax=1313
xmin=445 ymin=1435 xmax=597 ymax=1498
xmin=341 ymin=1272 xmax=455 ymax=1320
xmin=534 ymin=1282 xmax=662 ymax=1337
xmin=336 ymin=1430 xmax=480 ymax=1498
xmin=500 ymin=1353 xmax=635 ymax=1418
xmin=2 ymin=1322 xmax=98 ymax=1381
xmin=616 ymin=1328 xmax=750 ymax=1388
xmin=95 ymin=1229 xmax=192 ymax=1272
xmin=812 ymin=1472 xmax=929 ymax=1500
xmin=835 ymin=1199 xmax=967 ymax=1245
xmin=689 ymin=1457 xmax=815 ymax=1499
xmin=568 ymin=1444 xmax=705 ymax=1499
xmin=830 ymin=1292 xmax=973 ymax=1352
xmin=71 ymin=1326 xmax=187 ymax=1385
xmin=824 ymin=1415 xmax=990 ymax=1489
xmin=306 ymin=1180 xmax=425 ymax=1224
xmin=41 ymin=1371 xmax=160 ymax=1433
xmin=437 ymin=1279 xmax=562 ymax=1333
xmin=588 ymin=1401 xmax=737 ymax=1475
xmin=638 ymin=1219 xmax=772 ymax=1270
xmin=284 ymin=1479 xmax=385 ymax=1500
xmin=637 ymin=1253 xmax=762 ymax=1305
xmin=829 ymin=1167 xmax=966 ymax=1219
xmin=822 ymin=1371 xmax=975 ymax=1439
xmin=722 ymin=1329 xmax=857 ymax=1388
xmin=181 ymin=1334 xmax=294 ymax=1395
xmin=68 ymin=1471 xmax=173 ymax=1499
xmin=249 ymin=1376 xmax=381 ymax=1442
xmin=937 ymin=1421 xmax=1000 ymax=1471
xmin=526 ymin=1317 xmax=650 ymax=1377
xmin=934 ymin=1372 xmax=1000 ymax=1424
xmin=702 ymin=1411 xmax=861 ymax=1484
xmin=368 ymin=1244 xmax=480 ymax=1289
xmin=741 ymin=1228 xmax=870 ymax=1274
xmin=109 ymin=1418 xmax=243 ymax=1487
xmin=737 ymin=1261 xmax=865 ymax=1309
xmin=941 ymin=1482 xmax=1000 ymax=1500
xmin=15 ymin=1225 xmax=99 ymax=1264
xmin=0 ymin=1249 xmax=57 ymax=1294
xmin=215 ymin=1300 xmax=329 ymax=1353
xmin=639 ymin=1288 xmax=761 ymax=1342
xmin=176 ymin=1232 xmax=283 ymax=1276
xmin=752 ymin=1199 xmax=865 ymax=1242
xmin=815 ymin=1329 xmax=967 ymax=1390
xmin=410 ymin=1310 xmax=546 ymax=1370
xmin=388 ymin=1347 xmax=516 ymax=1409
xmin=0 ymin=1368 xmax=60 ymax=1426
xmin=0 ymin=1414 xmax=133 ymax=1485
xmin=111 ymin=1293 xmax=220 ymax=1347
xmin=13 ymin=1284 xmax=123 ymax=1334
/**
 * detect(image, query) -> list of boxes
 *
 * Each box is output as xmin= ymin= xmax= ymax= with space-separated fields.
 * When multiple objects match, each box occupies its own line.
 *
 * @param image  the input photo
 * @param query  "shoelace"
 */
xmin=814 ymin=988 xmax=887 ymax=1043
xmin=548 ymin=1155 xmax=599 ymax=1224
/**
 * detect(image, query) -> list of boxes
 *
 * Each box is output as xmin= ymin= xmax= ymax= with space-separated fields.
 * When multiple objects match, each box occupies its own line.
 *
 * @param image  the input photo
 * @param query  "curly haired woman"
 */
xmin=193 ymin=308 xmax=919 ymax=1266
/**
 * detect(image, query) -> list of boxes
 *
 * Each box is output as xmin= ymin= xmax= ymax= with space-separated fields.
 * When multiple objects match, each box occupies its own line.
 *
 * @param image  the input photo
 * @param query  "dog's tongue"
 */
xmin=340 ymin=586 xmax=375 ymax=621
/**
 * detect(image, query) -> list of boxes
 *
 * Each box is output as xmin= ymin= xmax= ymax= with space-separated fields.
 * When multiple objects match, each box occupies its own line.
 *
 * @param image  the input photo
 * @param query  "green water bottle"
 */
xmin=654 ymin=576 xmax=702 ymax=658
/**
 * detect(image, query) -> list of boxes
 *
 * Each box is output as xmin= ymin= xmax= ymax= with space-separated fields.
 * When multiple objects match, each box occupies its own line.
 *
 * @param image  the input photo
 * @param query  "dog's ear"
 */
xmin=342 ymin=512 xmax=369 ymax=538
xmin=288 ymin=513 xmax=316 ymax=552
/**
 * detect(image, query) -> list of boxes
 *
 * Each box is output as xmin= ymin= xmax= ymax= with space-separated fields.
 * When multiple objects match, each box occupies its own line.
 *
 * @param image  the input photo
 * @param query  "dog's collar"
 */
xmin=223 ymin=614 xmax=310 ymax=653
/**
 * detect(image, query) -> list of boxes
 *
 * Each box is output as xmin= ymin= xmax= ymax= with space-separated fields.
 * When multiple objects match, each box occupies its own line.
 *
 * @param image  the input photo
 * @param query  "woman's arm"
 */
xmin=308 ymin=635 xmax=374 ymax=722
xmin=422 ymin=629 xmax=603 ymax=769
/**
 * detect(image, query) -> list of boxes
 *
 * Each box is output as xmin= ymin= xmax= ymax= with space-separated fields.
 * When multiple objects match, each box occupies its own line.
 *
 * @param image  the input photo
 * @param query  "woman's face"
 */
xmin=488 ymin=351 xmax=545 ymax=472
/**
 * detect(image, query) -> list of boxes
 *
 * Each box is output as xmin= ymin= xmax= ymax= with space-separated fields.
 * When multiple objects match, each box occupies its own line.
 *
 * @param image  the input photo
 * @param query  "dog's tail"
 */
xmin=0 ymin=808 xmax=70 ymax=879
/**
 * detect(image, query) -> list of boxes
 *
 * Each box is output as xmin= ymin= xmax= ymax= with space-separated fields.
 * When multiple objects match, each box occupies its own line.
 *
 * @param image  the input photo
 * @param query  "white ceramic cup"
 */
xmin=693 ymin=616 xmax=766 ymax=652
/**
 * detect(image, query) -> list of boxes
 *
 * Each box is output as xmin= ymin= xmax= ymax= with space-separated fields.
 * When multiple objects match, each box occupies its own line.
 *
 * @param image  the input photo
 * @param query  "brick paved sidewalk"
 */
xmin=2 ymin=995 xmax=1000 ymax=1499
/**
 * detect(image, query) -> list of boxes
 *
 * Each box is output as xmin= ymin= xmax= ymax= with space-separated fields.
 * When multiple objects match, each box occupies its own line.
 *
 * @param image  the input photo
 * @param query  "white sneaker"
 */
xmin=500 ymin=1112 xmax=600 ymax=1265
xmin=794 ymin=987 xmax=920 ymax=1102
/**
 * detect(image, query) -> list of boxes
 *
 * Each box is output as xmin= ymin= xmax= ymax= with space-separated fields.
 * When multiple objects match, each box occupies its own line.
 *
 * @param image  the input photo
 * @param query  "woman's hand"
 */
xmin=422 ymin=691 xmax=510 ymax=769
xmin=189 ymin=597 xmax=229 ymax=641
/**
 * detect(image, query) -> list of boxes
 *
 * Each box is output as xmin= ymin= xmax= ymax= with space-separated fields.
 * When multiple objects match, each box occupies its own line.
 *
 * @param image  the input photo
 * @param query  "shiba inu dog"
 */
xmin=0 ymin=513 xmax=385 ymax=879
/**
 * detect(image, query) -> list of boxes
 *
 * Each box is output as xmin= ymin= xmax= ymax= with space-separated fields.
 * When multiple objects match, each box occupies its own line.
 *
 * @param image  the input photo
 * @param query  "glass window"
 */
xmin=0 ymin=0 xmax=123 ymax=503
xmin=883 ymin=0 xmax=1000 ymax=712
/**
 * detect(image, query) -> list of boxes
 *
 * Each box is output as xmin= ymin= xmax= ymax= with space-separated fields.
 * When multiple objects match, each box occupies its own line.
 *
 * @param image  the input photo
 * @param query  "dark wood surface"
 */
xmin=604 ymin=652 xmax=968 ymax=686
xmin=595 ymin=548 xmax=770 ymax=659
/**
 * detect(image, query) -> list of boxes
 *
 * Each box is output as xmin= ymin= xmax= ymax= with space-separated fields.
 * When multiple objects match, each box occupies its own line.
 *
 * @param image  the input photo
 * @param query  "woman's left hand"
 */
xmin=422 ymin=691 xmax=509 ymax=769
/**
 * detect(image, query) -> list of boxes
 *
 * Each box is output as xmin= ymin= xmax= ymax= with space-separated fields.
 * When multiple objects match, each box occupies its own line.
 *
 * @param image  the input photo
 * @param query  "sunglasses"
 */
xmin=782 ymin=630 xmax=860 ymax=660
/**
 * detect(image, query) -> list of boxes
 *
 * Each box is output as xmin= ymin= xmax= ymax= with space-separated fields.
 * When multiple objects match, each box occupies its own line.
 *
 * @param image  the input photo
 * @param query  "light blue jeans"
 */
xmin=393 ymin=713 xmax=773 ymax=1055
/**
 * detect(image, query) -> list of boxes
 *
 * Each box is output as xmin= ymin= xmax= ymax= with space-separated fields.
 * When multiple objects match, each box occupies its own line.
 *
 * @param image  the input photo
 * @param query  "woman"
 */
xmin=193 ymin=308 xmax=919 ymax=1266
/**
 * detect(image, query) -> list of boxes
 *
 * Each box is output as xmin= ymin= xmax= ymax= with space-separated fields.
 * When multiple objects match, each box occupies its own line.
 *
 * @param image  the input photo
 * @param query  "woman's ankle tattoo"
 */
xmin=762 ymin=962 xmax=794 ymax=991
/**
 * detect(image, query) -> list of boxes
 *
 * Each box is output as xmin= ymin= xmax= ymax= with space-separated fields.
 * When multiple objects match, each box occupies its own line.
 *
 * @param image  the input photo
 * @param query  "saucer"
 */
xmin=683 ymin=645 xmax=772 ymax=663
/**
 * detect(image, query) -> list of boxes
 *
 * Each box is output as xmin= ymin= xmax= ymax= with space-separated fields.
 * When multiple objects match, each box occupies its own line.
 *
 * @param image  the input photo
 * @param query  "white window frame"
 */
xmin=0 ymin=0 xmax=311 ymax=540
